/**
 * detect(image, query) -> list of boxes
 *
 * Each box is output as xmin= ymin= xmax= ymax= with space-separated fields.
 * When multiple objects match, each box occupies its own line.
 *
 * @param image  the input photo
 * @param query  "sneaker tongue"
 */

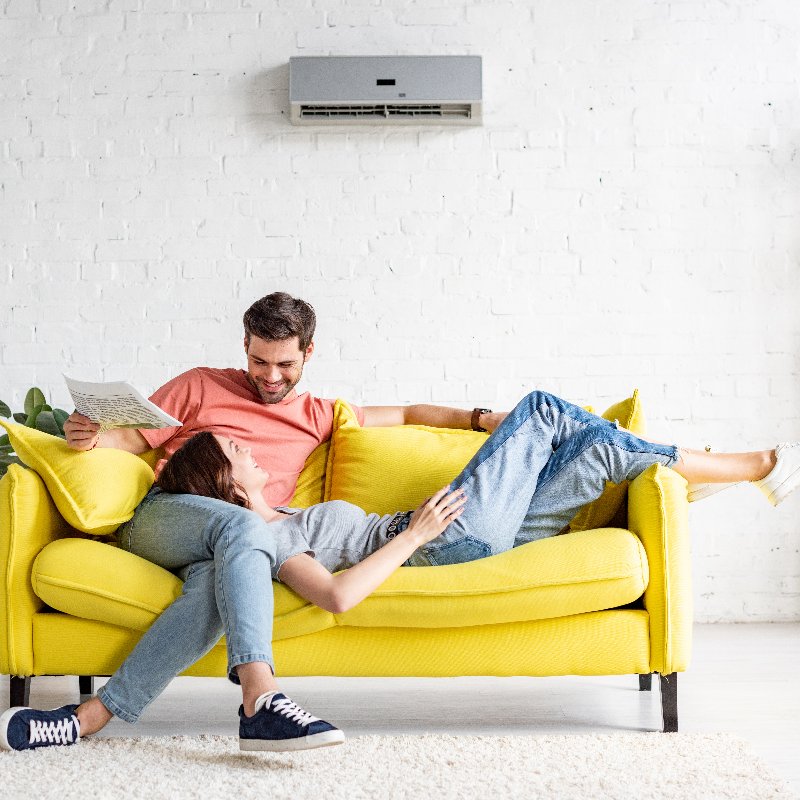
xmin=253 ymin=691 xmax=281 ymax=714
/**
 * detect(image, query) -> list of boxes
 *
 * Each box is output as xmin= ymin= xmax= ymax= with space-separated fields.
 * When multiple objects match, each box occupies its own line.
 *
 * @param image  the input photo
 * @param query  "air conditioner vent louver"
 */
xmin=289 ymin=56 xmax=482 ymax=126
xmin=299 ymin=103 xmax=474 ymax=120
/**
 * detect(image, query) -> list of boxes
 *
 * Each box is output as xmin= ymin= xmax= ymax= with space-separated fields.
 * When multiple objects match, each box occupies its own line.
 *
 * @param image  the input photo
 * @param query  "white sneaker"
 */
xmin=753 ymin=442 xmax=800 ymax=506
xmin=687 ymin=482 xmax=741 ymax=503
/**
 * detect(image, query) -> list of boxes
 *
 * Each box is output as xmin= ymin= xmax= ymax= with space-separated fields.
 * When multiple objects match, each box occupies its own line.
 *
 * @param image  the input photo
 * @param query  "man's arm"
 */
xmin=361 ymin=405 xmax=507 ymax=434
xmin=63 ymin=412 xmax=151 ymax=454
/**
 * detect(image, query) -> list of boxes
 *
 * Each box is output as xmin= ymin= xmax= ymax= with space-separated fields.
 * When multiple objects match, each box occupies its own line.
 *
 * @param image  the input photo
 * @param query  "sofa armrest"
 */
xmin=627 ymin=463 xmax=693 ymax=675
xmin=0 ymin=465 xmax=72 ymax=676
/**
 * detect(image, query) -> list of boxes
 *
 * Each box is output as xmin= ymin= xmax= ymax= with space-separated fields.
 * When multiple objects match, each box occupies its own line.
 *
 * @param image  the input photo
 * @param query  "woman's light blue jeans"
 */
xmin=96 ymin=491 xmax=277 ymax=724
xmin=404 ymin=389 xmax=679 ymax=566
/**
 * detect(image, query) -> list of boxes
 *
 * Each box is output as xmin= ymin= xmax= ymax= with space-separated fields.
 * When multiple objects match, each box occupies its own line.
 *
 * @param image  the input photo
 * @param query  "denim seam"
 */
xmin=217 ymin=523 xmax=232 ymax=662
xmin=535 ymin=439 xmax=677 ymax=495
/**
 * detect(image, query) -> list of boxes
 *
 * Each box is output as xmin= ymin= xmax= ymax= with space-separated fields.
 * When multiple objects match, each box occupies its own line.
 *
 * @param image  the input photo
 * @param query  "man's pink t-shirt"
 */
xmin=139 ymin=367 xmax=364 ymax=507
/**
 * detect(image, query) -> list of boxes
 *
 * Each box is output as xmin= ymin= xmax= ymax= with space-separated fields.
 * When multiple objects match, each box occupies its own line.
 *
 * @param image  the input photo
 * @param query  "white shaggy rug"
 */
xmin=0 ymin=733 xmax=794 ymax=800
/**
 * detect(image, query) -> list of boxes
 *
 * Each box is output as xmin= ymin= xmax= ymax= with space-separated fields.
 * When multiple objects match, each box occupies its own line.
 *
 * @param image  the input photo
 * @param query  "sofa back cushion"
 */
xmin=0 ymin=421 xmax=154 ymax=535
xmin=324 ymin=400 xmax=487 ymax=514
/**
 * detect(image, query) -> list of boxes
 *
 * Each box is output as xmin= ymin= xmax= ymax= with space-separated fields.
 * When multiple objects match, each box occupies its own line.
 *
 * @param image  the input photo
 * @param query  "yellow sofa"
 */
xmin=0 ymin=398 xmax=692 ymax=732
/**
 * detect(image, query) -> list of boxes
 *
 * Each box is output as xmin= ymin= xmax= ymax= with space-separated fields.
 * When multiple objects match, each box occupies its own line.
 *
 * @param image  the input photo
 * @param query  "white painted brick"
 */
xmin=2 ymin=0 xmax=799 ymax=621
xmin=95 ymin=241 xmax=162 ymax=262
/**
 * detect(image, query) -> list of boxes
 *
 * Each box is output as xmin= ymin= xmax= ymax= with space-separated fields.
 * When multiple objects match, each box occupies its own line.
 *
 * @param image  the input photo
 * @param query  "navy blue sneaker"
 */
xmin=0 ymin=705 xmax=80 ymax=751
xmin=239 ymin=692 xmax=344 ymax=752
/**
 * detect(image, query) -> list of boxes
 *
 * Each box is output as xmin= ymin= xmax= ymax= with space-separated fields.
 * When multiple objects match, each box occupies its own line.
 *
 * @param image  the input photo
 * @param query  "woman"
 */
xmin=157 ymin=390 xmax=799 ymax=615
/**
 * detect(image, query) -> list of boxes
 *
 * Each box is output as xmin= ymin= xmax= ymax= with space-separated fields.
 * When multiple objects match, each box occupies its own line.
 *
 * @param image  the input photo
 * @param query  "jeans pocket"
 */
xmin=424 ymin=535 xmax=492 ymax=566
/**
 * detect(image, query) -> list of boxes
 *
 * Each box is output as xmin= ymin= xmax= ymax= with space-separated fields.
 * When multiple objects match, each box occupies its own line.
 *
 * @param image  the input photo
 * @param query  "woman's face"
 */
xmin=215 ymin=436 xmax=269 ymax=495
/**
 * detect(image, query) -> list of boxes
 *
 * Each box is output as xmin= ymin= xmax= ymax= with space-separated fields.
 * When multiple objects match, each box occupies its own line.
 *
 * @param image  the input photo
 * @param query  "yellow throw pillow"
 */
xmin=324 ymin=400 xmax=487 ymax=515
xmin=0 ymin=421 xmax=154 ymax=535
xmin=289 ymin=441 xmax=330 ymax=508
xmin=568 ymin=389 xmax=646 ymax=532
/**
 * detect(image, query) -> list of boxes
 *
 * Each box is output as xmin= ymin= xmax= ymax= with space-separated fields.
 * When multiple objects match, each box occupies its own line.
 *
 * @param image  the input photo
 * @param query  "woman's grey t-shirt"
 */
xmin=269 ymin=500 xmax=406 ymax=581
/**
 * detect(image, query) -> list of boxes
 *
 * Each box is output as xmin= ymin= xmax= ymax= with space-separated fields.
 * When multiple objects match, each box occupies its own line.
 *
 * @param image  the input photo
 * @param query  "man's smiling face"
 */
xmin=244 ymin=334 xmax=314 ymax=404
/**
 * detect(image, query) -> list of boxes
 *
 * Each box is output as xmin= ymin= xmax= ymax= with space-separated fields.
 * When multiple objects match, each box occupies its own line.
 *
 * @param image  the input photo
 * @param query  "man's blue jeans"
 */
xmin=97 ymin=492 xmax=277 ymax=724
xmin=405 ymin=390 xmax=679 ymax=566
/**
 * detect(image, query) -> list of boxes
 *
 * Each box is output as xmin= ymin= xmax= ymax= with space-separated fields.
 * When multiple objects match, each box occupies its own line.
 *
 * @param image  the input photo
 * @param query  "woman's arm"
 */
xmin=278 ymin=486 xmax=467 ymax=614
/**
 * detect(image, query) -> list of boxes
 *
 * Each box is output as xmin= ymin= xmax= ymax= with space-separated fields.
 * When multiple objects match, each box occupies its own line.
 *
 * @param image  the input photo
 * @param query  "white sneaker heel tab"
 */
xmin=753 ymin=442 xmax=800 ymax=507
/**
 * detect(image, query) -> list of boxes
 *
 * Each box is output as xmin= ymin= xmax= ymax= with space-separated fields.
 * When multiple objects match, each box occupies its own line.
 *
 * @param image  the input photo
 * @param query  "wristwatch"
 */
xmin=471 ymin=407 xmax=492 ymax=432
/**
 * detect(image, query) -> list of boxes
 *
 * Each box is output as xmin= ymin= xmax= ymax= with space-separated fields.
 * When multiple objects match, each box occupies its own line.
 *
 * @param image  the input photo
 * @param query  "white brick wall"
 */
xmin=1 ymin=0 xmax=799 ymax=622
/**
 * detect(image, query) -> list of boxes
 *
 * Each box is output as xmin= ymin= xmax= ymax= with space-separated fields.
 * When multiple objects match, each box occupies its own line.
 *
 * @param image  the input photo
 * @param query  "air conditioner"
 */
xmin=289 ymin=55 xmax=482 ymax=126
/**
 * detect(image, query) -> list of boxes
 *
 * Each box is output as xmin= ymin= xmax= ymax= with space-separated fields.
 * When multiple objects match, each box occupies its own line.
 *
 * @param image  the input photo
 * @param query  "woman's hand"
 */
xmin=405 ymin=485 xmax=467 ymax=547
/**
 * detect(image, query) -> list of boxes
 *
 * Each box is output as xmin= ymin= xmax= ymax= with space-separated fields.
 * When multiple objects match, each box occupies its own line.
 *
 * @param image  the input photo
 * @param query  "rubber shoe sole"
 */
xmin=239 ymin=728 xmax=345 ymax=752
xmin=687 ymin=482 xmax=740 ymax=503
xmin=0 ymin=707 xmax=25 ymax=750
xmin=754 ymin=442 xmax=800 ymax=507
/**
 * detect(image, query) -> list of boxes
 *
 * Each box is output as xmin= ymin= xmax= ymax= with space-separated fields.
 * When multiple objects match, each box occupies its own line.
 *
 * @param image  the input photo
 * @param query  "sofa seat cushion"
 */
xmin=31 ymin=527 xmax=648 ymax=638
xmin=31 ymin=538 xmax=329 ymax=642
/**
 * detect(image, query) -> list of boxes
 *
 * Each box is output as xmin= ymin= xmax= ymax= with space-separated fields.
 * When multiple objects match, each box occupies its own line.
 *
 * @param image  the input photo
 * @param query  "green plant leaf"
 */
xmin=53 ymin=408 xmax=69 ymax=433
xmin=0 ymin=434 xmax=9 ymax=447
xmin=0 ymin=401 xmax=10 ymax=418
xmin=0 ymin=454 xmax=24 ymax=478
xmin=0 ymin=444 xmax=14 ymax=454
xmin=13 ymin=413 xmax=27 ymax=424
xmin=35 ymin=411 xmax=62 ymax=437
xmin=24 ymin=388 xmax=46 ymax=416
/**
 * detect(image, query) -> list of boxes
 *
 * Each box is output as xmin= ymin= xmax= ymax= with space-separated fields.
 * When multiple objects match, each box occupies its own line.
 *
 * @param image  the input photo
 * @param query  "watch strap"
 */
xmin=471 ymin=407 xmax=492 ymax=432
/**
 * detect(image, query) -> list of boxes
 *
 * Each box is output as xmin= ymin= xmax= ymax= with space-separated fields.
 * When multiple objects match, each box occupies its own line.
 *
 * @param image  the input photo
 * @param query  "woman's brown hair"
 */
xmin=157 ymin=431 xmax=251 ymax=509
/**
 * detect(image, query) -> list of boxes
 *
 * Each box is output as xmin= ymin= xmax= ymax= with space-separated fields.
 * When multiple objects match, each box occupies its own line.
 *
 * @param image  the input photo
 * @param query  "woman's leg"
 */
xmin=516 ymin=425 xmax=678 ymax=545
xmin=94 ymin=560 xmax=225 ymax=725
xmin=670 ymin=446 xmax=775 ymax=483
xmin=405 ymin=390 xmax=644 ymax=566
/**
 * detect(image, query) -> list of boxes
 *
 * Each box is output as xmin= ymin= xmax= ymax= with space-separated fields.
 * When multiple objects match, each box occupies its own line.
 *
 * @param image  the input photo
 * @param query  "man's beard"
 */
xmin=248 ymin=367 xmax=303 ymax=404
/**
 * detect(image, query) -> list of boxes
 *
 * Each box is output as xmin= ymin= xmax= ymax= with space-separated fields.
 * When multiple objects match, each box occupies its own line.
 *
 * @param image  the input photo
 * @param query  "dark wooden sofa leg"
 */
xmin=659 ymin=672 xmax=678 ymax=732
xmin=639 ymin=673 xmax=652 ymax=691
xmin=79 ymin=675 xmax=94 ymax=700
xmin=10 ymin=676 xmax=31 ymax=707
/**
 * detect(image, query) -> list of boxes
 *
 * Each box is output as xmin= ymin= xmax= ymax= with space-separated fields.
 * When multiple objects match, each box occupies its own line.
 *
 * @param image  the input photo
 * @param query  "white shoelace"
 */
xmin=29 ymin=715 xmax=79 ymax=745
xmin=271 ymin=696 xmax=321 ymax=727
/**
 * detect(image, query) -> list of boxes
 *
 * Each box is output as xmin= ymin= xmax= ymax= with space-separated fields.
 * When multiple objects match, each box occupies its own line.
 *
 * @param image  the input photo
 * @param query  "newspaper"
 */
xmin=64 ymin=376 xmax=183 ymax=432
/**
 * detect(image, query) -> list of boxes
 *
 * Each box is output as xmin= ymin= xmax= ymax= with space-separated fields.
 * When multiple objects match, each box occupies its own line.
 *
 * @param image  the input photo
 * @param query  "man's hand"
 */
xmin=480 ymin=411 xmax=508 ymax=434
xmin=63 ymin=412 xmax=101 ymax=451
xmin=62 ymin=412 xmax=150 ymax=454
xmin=405 ymin=485 xmax=467 ymax=547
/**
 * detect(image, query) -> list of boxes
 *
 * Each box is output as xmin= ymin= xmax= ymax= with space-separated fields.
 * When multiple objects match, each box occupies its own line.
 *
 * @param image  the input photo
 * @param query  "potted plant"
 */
xmin=0 ymin=388 xmax=70 ymax=478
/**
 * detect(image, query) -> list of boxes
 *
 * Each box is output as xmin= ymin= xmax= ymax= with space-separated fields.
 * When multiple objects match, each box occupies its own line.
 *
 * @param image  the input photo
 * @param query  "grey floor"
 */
xmin=3 ymin=623 xmax=799 ymax=795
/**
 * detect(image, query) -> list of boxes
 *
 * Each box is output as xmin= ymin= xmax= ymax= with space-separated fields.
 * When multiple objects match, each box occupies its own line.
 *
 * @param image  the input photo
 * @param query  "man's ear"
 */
xmin=243 ymin=336 xmax=249 ymax=355
xmin=304 ymin=341 xmax=315 ymax=361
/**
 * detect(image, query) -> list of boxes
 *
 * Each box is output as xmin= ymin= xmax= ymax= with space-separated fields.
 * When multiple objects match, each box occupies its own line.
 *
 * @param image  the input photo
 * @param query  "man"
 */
xmin=1 ymin=292 xmax=505 ymax=754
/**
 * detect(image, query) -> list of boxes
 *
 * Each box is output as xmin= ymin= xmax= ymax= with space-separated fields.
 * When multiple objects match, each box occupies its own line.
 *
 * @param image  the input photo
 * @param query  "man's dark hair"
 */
xmin=242 ymin=292 xmax=316 ymax=351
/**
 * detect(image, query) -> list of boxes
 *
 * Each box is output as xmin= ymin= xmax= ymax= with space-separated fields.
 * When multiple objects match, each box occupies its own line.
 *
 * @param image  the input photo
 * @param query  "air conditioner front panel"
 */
xmin=289 ymin=56 xmax=482 ymax=126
